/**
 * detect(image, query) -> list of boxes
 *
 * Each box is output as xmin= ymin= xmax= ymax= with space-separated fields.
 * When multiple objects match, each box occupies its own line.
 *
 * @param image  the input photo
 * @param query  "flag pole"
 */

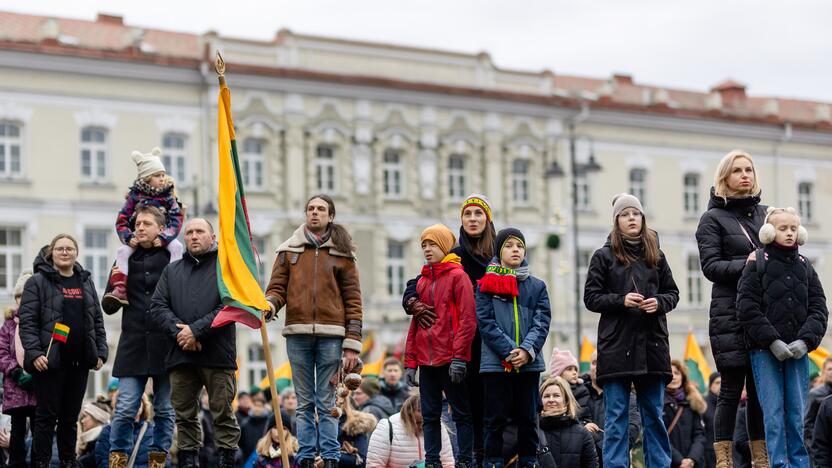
xmin=214 ymin=52 xmax=290 ymax=468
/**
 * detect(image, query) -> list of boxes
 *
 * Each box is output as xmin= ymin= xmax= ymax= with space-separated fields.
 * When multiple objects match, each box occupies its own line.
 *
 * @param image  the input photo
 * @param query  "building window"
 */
xmin=80 ymin=127 xmax=108 ymax=181
xmin=387 ymin=241 xmax=406 ymax=297
xmin=798 ymin=182 xmax=813 ymax=223
xmin=0 ymin=228 xmax=22 ymax=294
xmin=241 ymin=138 xmax=264 ymax=191
xmin=0 ymin=122 xmax=22 ymax=177
xmin=252 ymin=237 xmax=268 ymax=288
xmin=383 ymin=149 xmax=404 ymax=198
xmin=576 ymin=173 xmax=591 ymax=211
xmin=629 ymin=168 xmax=647 ymax=210
xmin=162 ymin=133 xmax=188 ymax=186
xmin=687 ymin=254 xmax=703 ymax=306
xmin=684 ymin=173 xmax=700 ymax=217
xmin=246 ymin=344 xmax=267 ymax=391
xmin=83 ymin=229 xmax=110 ymax=293
xmin=448 ymin=154 xmax=467 ymax=200
xmin=316 ymin=145 xmax=337 ymax=193
xmin=512 ymin=159 xmax=530 ymax=205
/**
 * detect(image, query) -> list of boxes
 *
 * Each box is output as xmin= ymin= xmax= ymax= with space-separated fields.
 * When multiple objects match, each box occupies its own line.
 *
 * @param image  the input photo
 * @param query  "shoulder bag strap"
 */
xmin=667 ymin=407 xmax=684 ymax=435
xmin=736 ymin=219 xmax=759 ymax=249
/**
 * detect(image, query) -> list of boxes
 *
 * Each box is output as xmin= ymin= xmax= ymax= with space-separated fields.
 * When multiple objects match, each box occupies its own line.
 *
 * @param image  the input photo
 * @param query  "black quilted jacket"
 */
xmin=695 ymin=189 xmax=766 ymax=369
xmin=736 ymin=244 xmax=828 ymax=350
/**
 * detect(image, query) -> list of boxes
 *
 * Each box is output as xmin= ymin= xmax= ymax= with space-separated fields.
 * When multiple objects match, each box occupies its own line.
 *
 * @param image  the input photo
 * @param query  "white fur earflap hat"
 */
xmin=758 ymin=206 xmax=808 ymax=246
xmin=131 ymin=147 xmax=166 ymax=180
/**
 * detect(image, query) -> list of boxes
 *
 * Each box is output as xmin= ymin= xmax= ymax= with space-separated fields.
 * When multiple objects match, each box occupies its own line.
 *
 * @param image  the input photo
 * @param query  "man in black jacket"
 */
xmin=378 ymin=358 xmax=410 ymax=412
xmin=150 ymin=218 xmax=239 ymax=468
xmin=805 ymin=357 xmax=832 ymax=447
xmin=105 ymin=205 xmax=175 ymax=468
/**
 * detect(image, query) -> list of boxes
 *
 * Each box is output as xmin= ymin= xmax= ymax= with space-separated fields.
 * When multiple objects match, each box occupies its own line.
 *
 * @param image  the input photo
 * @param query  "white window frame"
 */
xmin=252 ymin=237 xmax=268 ymax=288
xmin=83 ymin=228 xmax=110 ymax=293
xmin=382 ymin=149 xmax=404 ymax=199
xmin=629 ymin=168 xmax=647 ymax=210
xmin=80 ymin=127 xmax=108 ymax=182
xmin=683 ymin=173 xmax=700 ymax=217
xmin=0 ymin=227 xmax=23 ymax=294
xmin=387 ymin=241 xmax=406 ymax=297
xmin=512 ymin=159 xmax=531 ymax=205
xmin=241 ymin=138 xmax=265 ymax=191
xmin=316 ymin=144 xmax=337 ymax=194
xmin=448 ymin=154 xmax=467 ymax=201
xmin=576 ymin=173 xmax=591 ymax=211
xmin=798 ymin=182 xmax=813 ymax=223
xmin=0 ymin=122 xmax=23 ymax=178
xmin=162 ymin=133 xmax=189 ymax=187
xmin=247 ymin=343 xmax=268 ymax=391
xmin=687 ymin=254 xmax=703 ymax=307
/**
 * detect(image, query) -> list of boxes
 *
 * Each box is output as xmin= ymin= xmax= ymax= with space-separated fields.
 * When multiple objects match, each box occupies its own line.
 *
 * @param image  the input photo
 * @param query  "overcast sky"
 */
xmin=5 ymin=0 xmax=831 ymax=101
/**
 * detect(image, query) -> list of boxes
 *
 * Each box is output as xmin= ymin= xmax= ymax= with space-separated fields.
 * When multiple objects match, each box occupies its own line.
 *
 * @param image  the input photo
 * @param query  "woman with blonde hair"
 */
xmin=663 ymin=361 xmax=707 ymax=468
xmin=538 ymin=377 xmax=598 ymax=468
xmin=250 ymin=410 xmax=299 ymax=468
xmin=695 ymin=150 xmax=768 ymax=467
xmin=366 ymin=394 xmax=454 ymax=468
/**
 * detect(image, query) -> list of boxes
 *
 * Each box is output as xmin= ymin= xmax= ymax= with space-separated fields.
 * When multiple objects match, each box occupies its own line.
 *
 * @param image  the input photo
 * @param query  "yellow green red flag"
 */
xmin=211 ymin=78 xmax=270 ymax=329
xmin=684 ymin=331 xmax=713 ymax=394
xmin=809 ymin=346 xmax=829 ymax=379
xmin=579 ymin=336 xmax=595 ymax=374
xmin=259 ymin=361 xmax=293 ymax=393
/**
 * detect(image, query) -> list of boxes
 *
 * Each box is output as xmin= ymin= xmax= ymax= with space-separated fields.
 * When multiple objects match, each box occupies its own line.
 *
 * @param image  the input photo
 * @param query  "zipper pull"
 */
xmin=315 ymin=248 xmax=319 ymax=257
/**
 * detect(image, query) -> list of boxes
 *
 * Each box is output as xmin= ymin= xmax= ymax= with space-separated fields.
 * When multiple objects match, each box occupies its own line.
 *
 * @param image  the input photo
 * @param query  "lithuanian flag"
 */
xmin=362 ymin=351 xmax=386 ymax=378
xmin=211 ymin=76 xmax=270 ymax=329
xmin=684 ymin=331 xmax=713 ymax=394
xmin=259 ymin=361 xmax=293 ymax=393
xmin=579 ymin=336 xmax=595 ymax=374
xmin=809 ymin=346 xmax=830 ymax=380
xmin=52 ymin=323 xmax=69 ymax=343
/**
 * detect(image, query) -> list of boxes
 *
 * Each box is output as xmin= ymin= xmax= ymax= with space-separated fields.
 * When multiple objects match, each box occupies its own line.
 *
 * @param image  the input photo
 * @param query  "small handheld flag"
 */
xmin=52 ymin=323 xmax=70 ymax=343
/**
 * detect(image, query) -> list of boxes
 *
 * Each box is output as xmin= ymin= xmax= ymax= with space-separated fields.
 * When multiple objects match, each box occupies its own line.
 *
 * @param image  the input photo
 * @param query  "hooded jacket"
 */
xmin=0 ymin=306 xmax=36 ymax=409
xmin=583 ymin=236 xmax=679 ymax=384
xmin=539 ymin=414 xmax=599 ymax=468
xmin=266 ymin=225 xmax=363 ymax=353
xmin=404 ymin=257 xmax=476 ymax=368
xmin=695 ymin=189 xmax=767 ymax=369
xmin=339 ymin=410 xmax=378 ymax=468
xmin=18 ymin=246 xmax=108 ymax=372
xmin=360 ymin=394 xmax=395 ymax=422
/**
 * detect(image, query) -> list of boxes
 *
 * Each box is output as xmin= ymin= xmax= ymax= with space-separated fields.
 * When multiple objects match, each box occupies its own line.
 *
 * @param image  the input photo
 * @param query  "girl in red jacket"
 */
xmin=404 ymin=224 xmax=477 ymax=468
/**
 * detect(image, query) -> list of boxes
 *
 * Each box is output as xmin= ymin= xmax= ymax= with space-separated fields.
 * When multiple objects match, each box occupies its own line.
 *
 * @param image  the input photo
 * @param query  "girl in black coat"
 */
xmin=19 ymin=235 xmax=108 ymax=468
xmin=664 ymin=361 xmax=707 ymax=468
xmin=539 ymin=377 xmax=598 ymax=468
xmin=694 ymin=150 xmax=767 ymax=465
xmin=583 ymin=193 xmax=678 ymax=468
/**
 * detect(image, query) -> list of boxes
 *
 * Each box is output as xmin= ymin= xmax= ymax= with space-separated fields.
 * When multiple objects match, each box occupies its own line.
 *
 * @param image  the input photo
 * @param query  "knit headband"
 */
xmin=461 ymin=196 xmax=492 ymax=221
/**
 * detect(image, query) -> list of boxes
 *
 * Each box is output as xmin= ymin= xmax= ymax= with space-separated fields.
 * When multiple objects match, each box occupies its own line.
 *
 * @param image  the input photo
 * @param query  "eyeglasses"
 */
xmin=53 ymin=247 xmax=77 ymax=253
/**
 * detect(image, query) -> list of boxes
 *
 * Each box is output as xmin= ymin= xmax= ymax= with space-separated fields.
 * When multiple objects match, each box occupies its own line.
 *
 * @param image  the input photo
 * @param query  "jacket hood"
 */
xmin=539 ymin=414 xmax=578 ymax=431
xmin=33 ymin=245 xmax=89 ymax=280
xmin=707 ymin=186 xmax=762 ymax=211
xmin=276 ymin=224 xmax=353 ymax=258
xmin=365 ymin=394 xmax=396 ymax=416
xmin=341 ymin=409 xmax=378 ymax=436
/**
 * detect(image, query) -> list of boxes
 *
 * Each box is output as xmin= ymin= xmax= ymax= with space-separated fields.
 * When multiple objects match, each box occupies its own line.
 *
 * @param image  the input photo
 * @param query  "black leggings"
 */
xmin=714 ymin=365 xmax=765 ymax=441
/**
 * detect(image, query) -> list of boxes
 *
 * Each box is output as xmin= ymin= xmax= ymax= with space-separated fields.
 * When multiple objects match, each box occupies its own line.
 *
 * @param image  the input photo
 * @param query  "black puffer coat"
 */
xmin=695 ymin=189 xmax=766 ymax=369
xmin=539 ymin=415 xmax=598 ymax=468
xmin=663 ymin=392 xmax=707 ymax=468
xmin=108 ymin=246 xmax=172 ymax=377
xmin=18 ymin=246 xmax=108 ymax=372
xmin=737 ymin=245 xmax=827 ymax=351
xmin=583 ymin=237 xmax=679 ymax=384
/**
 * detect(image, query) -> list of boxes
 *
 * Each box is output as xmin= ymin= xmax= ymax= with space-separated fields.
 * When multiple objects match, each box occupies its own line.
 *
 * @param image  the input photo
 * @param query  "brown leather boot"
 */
xmin=108 ymin=452 xmax=128 ymax=468
xmin=714 ymin=441 xmax=733 ymax=468
xmin=749 ymin=440 xmax=770 ymax=468
xmin=102 ymin=271 xmax=129 ymax=310
xmin=148 ymin=452 xmax=167 ymax=468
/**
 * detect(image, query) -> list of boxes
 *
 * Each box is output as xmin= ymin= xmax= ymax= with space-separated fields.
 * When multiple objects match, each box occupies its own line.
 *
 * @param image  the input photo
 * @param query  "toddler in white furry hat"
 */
xmin=102 ymin=148 xmax=184 ymax=311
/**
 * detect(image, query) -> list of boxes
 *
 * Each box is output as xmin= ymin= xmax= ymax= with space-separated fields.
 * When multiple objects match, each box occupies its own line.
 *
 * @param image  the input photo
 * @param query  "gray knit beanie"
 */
xmin=611 ymin=193 xmax=644 ymax=219
xmin=13 ymin=270 xmax=32 ymax=299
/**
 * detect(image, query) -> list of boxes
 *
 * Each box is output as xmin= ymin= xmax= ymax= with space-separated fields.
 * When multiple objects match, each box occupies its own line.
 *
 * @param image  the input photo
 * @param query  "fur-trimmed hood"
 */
xmin=341 ymin=410 xmax=377 ymax=437
xmin=686 ymin=386 xmax=707 ymax=415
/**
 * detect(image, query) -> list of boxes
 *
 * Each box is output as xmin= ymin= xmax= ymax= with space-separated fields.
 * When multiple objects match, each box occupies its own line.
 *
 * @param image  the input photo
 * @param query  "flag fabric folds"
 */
xmin=52 ymin=323 xmax=69 ymax=343
xmin=684 ymin=331 xmax=713 ymax=394
xmin=809 ymin=346 xmax=830 ymax=380
xmin=211 ymin=80 xmax=271 ymax=329
xmin=258 ymin=361 xmax=293 ymax=393
xmin=579 ymin=336 xmax=595 ymax=374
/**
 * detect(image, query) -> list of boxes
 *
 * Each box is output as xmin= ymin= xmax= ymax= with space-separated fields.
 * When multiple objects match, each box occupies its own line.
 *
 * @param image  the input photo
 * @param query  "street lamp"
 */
xmin=545 ymin=124 xmax=602 ymax=354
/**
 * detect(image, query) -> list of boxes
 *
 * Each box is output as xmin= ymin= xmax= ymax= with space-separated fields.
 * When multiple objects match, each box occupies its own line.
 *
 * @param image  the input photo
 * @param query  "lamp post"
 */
xmin=546 ymin=124 xmax=602 ymax=353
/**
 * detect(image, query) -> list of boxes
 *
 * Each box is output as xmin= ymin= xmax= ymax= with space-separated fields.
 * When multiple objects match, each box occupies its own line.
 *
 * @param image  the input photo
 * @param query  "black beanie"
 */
xmin=494 ymin=228 xmax=526 ymax=257
xmin=265 ymin=409 xmax=294 ymax=436
xmin=708 ymin=372 xmax=721 ymax=388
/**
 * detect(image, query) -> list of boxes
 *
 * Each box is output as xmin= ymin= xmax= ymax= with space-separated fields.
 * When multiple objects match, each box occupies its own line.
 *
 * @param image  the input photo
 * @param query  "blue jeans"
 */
xmin=286 ymin=335 xmax=343 ymax=462
xmin=110 ymin=375 xmax=174 ymax=453
xmin=603 ymin=375 xmax=671 ymax=468
xmin=750 ymin=350 xmax=809 ymax=468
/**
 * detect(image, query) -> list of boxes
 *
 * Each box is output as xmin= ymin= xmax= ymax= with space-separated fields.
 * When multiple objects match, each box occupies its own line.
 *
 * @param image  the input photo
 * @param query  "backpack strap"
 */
xmin=387 ymin=418 xmax=393 ymax=444
xmin=755 ymin=248 xmax=766 ymax=277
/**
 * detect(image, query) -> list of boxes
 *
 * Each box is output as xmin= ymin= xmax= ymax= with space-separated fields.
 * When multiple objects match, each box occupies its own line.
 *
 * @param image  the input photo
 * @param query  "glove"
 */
xmin=788 ymin=339 xmax=809 ymax=359
xmin=9 ymin=367 xmax=22 ymax=382
xmin=405 ymin=368 xmax=419 ymax=387
xmin=449 ymin=358 xmax=467 ymax=384
xmin=263 ymin=301 xmax=278 ymax=322
xmin=769 ymin=339 xmax=794 ymax=361
xmin=17 ymin=372 xmax=33 ymax=391
xmin=407 ymin=298 xmax=437 ymax=329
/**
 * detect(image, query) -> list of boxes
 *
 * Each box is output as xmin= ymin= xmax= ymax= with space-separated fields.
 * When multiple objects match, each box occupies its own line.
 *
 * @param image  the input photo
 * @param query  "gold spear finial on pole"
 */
xmin=214 ymin=51 xmax=226 ymax=86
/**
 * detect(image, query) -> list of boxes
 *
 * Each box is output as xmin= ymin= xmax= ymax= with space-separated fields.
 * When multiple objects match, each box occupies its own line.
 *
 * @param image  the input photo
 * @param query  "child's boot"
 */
xmin=102 ymin=270 xmax=129 ymax=310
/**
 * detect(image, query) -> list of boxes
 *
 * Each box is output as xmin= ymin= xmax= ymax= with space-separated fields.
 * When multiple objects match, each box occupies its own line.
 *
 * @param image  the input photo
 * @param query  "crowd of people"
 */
xmin=0 ymin=145 xmax=828 ymax=468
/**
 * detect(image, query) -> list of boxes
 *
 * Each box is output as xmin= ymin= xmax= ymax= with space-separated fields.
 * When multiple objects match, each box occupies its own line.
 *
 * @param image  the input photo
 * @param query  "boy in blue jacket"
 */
xmin=476 ymin=228 xmax=551 ymax=468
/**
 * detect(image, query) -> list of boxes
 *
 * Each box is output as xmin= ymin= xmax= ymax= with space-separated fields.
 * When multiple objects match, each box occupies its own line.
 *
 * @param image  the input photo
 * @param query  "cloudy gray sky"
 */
xmin=5 ymin=0 xmax=831 ymax=101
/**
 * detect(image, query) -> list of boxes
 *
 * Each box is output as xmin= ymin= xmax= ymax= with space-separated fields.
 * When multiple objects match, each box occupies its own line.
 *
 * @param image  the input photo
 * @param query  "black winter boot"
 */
xmin=178 ymin=450 xmax=200 ymax=468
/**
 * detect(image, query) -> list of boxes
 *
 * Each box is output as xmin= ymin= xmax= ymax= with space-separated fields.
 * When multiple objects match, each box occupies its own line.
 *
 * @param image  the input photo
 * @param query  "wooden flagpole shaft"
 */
xmin=45 ymin=336 xmax=54 ymax=360
xmin=260 ymin=316 xmax=291 ymax=468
